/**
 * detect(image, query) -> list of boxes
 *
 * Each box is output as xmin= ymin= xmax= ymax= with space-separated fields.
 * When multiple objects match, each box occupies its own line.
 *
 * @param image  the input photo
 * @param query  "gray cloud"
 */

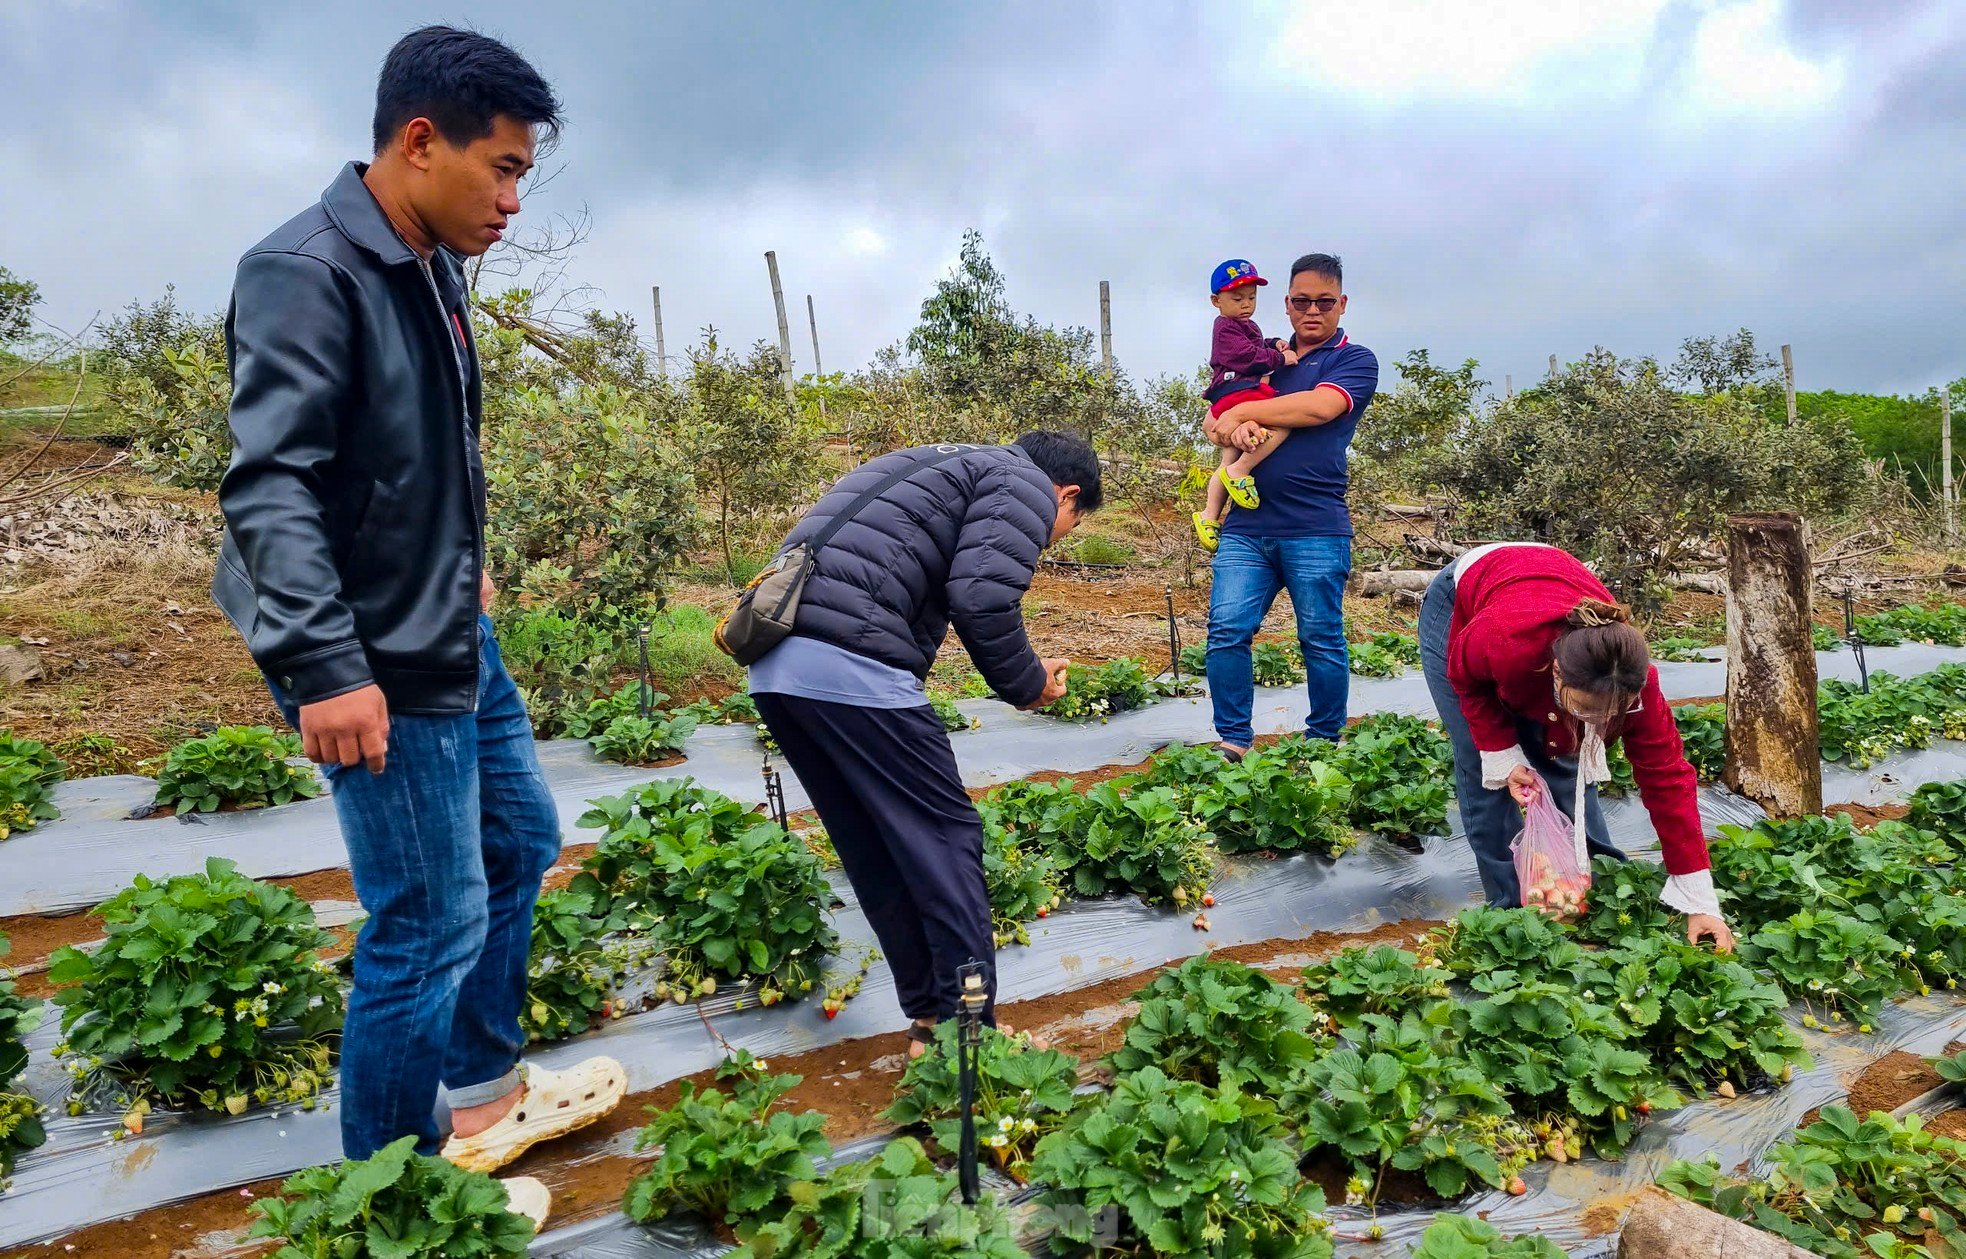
xmin=3 ymin=0 xmax=1961 ymax=398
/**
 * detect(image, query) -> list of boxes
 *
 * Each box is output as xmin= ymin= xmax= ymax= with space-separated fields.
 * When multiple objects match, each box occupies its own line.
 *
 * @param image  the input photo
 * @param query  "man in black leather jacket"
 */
xmin=212 ymin=27 xmax=617 ymax=1225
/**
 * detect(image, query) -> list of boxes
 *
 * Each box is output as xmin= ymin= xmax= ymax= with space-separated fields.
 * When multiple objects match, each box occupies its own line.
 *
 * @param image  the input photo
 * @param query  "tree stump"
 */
xmin=1722 ymin=512 xmax=1823 ymax=818
xmin=1617 ymin=1186 xmax=1821 ymax=1258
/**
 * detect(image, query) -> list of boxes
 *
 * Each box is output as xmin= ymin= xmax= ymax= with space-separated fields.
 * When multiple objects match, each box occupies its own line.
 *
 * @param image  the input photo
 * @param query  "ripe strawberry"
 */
xmin=1201 ymin=893 xmax=1216 ymax=908
xmin=1507 ymin=1177 xmax=1528 ymax=1196
xmin=1036 ymin=907 xmax=1048 ymax=918
xmin=1635 ymin=1100 xmax=1652 ymax=1115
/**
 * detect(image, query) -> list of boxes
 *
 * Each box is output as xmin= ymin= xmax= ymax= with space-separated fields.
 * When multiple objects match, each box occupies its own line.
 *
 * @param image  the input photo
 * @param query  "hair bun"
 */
xmin=1566 ymin=598 xmax=1632 ymax=629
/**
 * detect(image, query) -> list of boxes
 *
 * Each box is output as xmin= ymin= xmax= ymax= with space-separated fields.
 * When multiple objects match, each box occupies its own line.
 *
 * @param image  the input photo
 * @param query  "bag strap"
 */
xmin=803 ymin=444 xmax=979 ymax=556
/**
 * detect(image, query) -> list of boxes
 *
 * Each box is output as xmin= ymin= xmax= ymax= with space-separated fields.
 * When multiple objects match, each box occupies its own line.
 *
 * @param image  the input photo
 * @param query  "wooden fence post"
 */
xmin=1723 ymin=512 xmax=1822 ymax=818
xmin=764 ymin=251 xmax=796 ymax=409
xmin=651 ymin=286 xmax=667 ymax=379
xmin=1548 ymin=354 xmax=1558 ymax=381
xmin=1504 ymin=374 xmax=1514 ymax=400
xmin=1782 ymin=343 xmax=1797 ymax=425
xmin=1099 ymin=280 xmax=1113 ymax=373
xmin=1944 ymin=389 xmax=1955 ymax=542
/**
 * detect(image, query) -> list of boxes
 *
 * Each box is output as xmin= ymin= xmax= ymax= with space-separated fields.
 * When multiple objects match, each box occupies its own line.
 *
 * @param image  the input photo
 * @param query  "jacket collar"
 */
xmin=321 ymin=161 xmax=421 ymax=268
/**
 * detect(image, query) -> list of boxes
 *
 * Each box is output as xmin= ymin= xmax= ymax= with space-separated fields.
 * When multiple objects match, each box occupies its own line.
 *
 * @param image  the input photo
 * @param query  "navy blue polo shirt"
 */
xmin=1220 ymin=328 xmax=1379 ymax=539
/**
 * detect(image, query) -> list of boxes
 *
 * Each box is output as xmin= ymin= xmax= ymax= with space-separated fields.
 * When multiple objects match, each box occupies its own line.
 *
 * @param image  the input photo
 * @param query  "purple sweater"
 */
xmin=1207 ymin=315 xmax=1287 ymax=396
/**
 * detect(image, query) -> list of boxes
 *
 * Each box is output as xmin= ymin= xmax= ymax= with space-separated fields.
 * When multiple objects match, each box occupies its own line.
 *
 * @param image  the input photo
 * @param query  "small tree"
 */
xmin=1670 ymin=328 xmax=1778 ymax=395
xmin=0 ymin=266 xmax=40 ymax=346
xmin=96 ymin=288 xmax=230 ymax=489
xmin=681 ymin=333 xmax=820 ymax=582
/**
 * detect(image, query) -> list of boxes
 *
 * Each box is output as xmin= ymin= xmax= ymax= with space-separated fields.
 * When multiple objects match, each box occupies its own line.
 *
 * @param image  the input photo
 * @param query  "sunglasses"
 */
xmin=1286 ymin=296 xmax=1340 ymax=313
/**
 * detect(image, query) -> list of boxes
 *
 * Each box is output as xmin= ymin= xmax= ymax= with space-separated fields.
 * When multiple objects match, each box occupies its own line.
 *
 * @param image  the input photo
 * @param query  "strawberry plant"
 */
xmin=1741 ymin=909 xmax=1909 ymax=1024
xmin=591 ymin=709 xmax=699 ymax=764
xmin=1814 ymin=622 xmax=1841 ymax=652
xmin=1587 ymin=936 xmax=1809 ymax=1094
xmin=48 ymin=857 xmax=342 ymax=1117
xmin=1041 ymin=658 xmax=1158 ymax=722
xmin=1181 ymin=738 xmax=1355 ymax=858
xmin=1047 ymin=781 xmax=1216 ymax=905
xmin=1329 ymin=713 xmax=1454 ymax=840
xmin=0 ymin=933 xmax=45 ymax=1189
xmin=1410 ymin=1215 xmax=1572 ymax=1258
xmin=1288 ymin=1007 xmax=1519 ymax=1202
xmin=1660 ymin=1108 xmax=1966 ymax=1259
xmin=730 ymin=1137 xmax=1027 ymax=1259
xmin=1109 ymin=954 xmax=1325 ymax=1088
xmin=1299 ymin=944 xmax=1452 ymax=1028
xmin=1860 ymin=603 xmax=1966 ymax=647
xmin=1570 ymin=856 xmax=1676 ymax=946
xmin=1648 ymin=636 xmax=1713 ymax=663
xmin=928 ymin=693 xmax=978 ymax=733
xmin=1602 ymin=741 xmax=1638 ymax=796
xmin=1031 ymin=1065 xmax=1334 ymax=1259
xmin=248 ymin=1134 xmax=538 ymax=1257
xmin=1709 ymin=823 xmax=1845 ymax=933
xmin=1458 ymin=980 xmax=1675 ymax=1157
xmin=520 ymin=885 xmax=634 ymax=1043
xmin=0 ymin=730 xmax=62 ymax=839
xmin=983 ymin=823 xmax=1061 ymax=948
xmin=152 ymin=725 xmax=321 ymax=814
xmin=560 ymin=681 xmax=661 ymax=739
xmin=1432 ymin=907 xmax=1588 ymax=990
xmin=624 ymin=1050 xmax=832 ymax=1230
xmin=1250 ymin=641 xmax=1306 ymax=688
xmin=1932 ymin=1049 xmax=1966 ymax=1085
xmin=1906 ymin=779 xmax=1966 ymax=846
xmin=885 ymin=1024 xmax=1080 ymax=1176
xmin=576 ymin=779 xmax=837 ymax=1003
xmin=1349 ymin=631 xmax=1420 ymax=678
xmin=1859 ymin=889 xmax=1966 ymax=993
xmin=1674 ymin=703 xmax=1725 ymax=781
xmin=976 ymin=777 xmax=1080 ymax=850
xmin=680 ymin=692 xmax=761 ymax=725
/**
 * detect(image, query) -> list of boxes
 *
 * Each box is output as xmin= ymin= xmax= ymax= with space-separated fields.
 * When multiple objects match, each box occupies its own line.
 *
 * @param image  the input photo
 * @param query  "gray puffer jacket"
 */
xmin=776 ymin=443 xmax=1057 ymax=706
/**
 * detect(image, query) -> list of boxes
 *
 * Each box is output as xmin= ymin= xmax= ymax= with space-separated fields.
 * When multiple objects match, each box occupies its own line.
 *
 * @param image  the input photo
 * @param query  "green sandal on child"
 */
xmin=1217 ymin=467 xmax=1260 ymax=510
xmin=1192 ymin=512 xmax=1221 ymax=553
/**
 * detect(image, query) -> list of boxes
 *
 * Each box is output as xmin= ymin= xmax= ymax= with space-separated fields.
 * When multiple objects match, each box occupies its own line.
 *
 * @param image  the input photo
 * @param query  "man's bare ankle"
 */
xmin=451 ymin=1081 xmax=525 ymax=1139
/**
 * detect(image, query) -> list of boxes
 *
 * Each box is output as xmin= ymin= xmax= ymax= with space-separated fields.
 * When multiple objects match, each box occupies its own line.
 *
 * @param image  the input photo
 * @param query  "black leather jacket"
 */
xmin=212 ymin=162 xmax=487 ymax=714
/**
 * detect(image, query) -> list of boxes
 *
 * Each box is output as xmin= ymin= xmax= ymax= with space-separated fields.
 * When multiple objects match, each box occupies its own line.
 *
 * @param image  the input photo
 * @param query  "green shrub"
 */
xmin=0 ymin=731 xmax=62 ymax=839
xmin=153 ymin=726 xmax=321 ymax=814
xmin=48 ymin=857 xmax=342 ymax=1116
xmin=248 ymin=1134 xmax=536 ymax=1258
xmin=0 ymin=933 xmax=45 ymax=1189
xmin=886 ymin=1024 xmax=1080 ymax=1175
xmin=492 ymin=605 xmax=623 ymax=737
xmin=574 ymin=779 xmax=836 ymax=1003
xmin=623 ymin=1050 xmax=831 ymax=1230
xmin=99 ymin=295 xmax=232 ymax=490
xmin=483 ymin=382 xmax=699 ymax=620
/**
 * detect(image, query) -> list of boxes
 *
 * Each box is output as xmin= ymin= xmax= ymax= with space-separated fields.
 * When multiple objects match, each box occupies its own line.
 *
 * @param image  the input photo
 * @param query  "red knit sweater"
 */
xmin=1448 ymin=547 xmax=1711 ymax=876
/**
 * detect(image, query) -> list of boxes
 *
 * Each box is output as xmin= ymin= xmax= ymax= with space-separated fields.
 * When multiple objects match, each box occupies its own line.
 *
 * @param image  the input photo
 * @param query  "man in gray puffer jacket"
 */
xmin=749 ymin=431 xmax=1099 ymax=1050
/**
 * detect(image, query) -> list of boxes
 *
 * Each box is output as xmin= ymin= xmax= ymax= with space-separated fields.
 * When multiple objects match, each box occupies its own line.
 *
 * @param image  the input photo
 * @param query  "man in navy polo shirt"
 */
xmin=1200 ymin=252 xmax=1379 ymax=755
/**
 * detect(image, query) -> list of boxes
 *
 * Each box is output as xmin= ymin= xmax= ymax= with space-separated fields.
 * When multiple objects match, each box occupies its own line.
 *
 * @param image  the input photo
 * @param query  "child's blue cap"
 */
xmin=1211 ymin=259 xmax=1268 ymax=294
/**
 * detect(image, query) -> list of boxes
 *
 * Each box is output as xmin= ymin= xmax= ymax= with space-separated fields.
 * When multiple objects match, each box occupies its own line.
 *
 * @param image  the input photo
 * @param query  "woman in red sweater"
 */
xmin=1417 ymin=542 xmax=1735 ymax=949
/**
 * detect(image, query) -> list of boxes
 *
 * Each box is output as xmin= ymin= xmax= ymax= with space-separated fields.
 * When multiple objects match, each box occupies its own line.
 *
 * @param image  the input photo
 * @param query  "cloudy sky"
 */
xmin=3 ymin=0 xmax=1962 ymax=396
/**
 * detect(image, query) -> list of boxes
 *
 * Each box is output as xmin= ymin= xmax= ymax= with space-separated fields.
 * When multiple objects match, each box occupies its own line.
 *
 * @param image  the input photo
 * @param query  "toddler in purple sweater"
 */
xmin=1193 ymin=259 xmax=1298 ymax=551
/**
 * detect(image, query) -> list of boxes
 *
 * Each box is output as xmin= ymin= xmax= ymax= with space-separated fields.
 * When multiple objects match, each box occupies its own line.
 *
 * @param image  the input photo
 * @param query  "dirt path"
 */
xmin=0 ymin=918 xmax=1436 ymax=1259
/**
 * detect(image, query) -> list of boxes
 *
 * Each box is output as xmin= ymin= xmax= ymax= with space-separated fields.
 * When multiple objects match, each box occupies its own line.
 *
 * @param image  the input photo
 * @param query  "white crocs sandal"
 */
xmin=442 ymin=1057 xmax=629 ymax=1174
xmin=500 ymin=1175 xmax=552 ymax=1232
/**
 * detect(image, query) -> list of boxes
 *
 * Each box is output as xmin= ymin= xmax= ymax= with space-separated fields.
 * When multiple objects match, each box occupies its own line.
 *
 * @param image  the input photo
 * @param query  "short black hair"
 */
xmin=1013 ymin=431 xmax=1103 ymax=514
xmin=1290 ymin=253 xmax=1343 ymax=288
xmin=373 ymin=26 xmax=563 ymax=154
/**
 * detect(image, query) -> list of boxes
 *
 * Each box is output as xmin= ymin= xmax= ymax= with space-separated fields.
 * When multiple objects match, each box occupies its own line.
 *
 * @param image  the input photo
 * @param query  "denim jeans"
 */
xmin=269 ymin=615 xmax=560 ymax=1159
xmin=1206 ymin=533 xmax=1352 ymax=746
xmin=1417 ymin=569 xmax=1624 ymax=906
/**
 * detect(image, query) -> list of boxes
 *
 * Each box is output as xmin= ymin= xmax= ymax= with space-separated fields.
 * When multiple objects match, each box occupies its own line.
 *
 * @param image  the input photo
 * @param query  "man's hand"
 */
xmin=1506 ymin=764 xmax=1539 ymax=805
xmin=1685 ymin=913 xmax=1736 ymax=952
xmin=479 ymin=568 xmax=496 ymax=612
xmin=298 ymin=684 xmax=391 ymax=774
xmin=1022 ymin=658 xmax=1071 ymax=710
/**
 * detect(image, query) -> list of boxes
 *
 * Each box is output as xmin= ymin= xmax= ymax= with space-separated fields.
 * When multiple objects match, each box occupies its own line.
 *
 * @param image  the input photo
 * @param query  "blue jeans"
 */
xmin=1417 ymin=569 xmax=1624 ymax=906
xmin=1206 ymin=533 xmax=1352 ymax=746
xmin=269 ymin=615 xmax=560 ymax=1159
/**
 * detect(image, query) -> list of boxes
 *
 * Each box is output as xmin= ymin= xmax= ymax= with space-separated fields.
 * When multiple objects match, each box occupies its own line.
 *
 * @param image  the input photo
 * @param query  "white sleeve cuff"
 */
xmin=1659 ymin=868 xmax=1722 ymax=918
xmin=1479 ymin=745 xmax=1531 ymax=791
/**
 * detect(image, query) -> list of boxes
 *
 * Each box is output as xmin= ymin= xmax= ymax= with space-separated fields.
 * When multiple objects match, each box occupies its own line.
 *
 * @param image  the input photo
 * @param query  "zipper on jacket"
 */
xmin=415 ymin=255 xmax=488 ymax=697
